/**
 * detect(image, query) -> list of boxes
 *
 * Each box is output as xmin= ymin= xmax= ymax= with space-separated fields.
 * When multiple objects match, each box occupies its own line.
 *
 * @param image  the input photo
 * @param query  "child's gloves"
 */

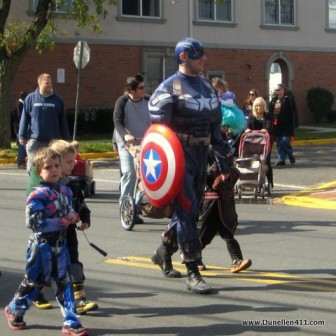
xmin=59 ymin=217 xmax=71 ymax=228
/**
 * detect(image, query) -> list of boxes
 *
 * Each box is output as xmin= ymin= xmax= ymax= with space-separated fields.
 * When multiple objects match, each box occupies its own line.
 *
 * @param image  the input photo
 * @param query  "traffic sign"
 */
xmin=73 ymin=41 xmax=90 ymax=69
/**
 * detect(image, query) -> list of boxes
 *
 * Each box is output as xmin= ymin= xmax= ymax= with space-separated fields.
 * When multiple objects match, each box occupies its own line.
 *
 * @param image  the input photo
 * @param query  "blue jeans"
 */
xmin=26 ymin=139 xmax=49 ymax=173
xmin=117 ymin=142 xmax=142 ymax=212
xmin=275 ymin=135 xmax=294 ymax=163
xmin=162 ymin=145 xmax=209 ymax=263
xmin=16 ymin=136 xmax=27 ymax=165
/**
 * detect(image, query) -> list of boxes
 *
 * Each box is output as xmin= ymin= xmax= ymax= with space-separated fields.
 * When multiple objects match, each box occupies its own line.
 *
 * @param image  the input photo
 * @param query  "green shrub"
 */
xmin=326 ymin=109 xmax=336 ymax=123
xmin=67 ymin=107 xmax=114 ymax=136
xmin=306 ymin=87 xmax=334 ymax=123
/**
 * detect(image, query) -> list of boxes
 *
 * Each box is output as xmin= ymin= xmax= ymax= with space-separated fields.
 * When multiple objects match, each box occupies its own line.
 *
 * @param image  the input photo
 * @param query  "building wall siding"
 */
xmin=12 ymin=43 xmax=336 ymax=124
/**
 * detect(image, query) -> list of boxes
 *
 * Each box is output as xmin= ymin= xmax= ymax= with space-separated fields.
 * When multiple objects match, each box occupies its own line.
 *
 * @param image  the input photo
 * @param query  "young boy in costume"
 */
xmin=4 ymin=147 xmax=89 ymax=336
xmin=49 ymin=139 xmax=98 ymax=314
xmin=198 ymin=148 xmax=252 ymax=273
xmin=30 ymin=140 xmax=98 ymax=314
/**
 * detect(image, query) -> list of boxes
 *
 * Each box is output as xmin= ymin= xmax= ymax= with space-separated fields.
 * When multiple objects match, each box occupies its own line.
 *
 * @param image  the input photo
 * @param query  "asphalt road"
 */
xmin=0 ymin=144 xmax=335 ymax=336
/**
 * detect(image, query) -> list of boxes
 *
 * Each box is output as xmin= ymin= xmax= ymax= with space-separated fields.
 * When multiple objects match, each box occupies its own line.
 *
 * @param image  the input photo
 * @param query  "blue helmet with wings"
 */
xmin=175 ymin=37 xmax=205 ymax=64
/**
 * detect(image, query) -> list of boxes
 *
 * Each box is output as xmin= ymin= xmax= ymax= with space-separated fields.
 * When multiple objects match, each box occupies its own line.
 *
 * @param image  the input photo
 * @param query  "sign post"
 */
xmin=73 ymin=41 xmax=90 ymax=140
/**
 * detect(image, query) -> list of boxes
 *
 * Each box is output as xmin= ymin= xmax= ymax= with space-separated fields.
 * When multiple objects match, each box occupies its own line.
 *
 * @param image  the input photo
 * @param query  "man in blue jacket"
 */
xmin=18 ymin=73 xmax=70 ymax=173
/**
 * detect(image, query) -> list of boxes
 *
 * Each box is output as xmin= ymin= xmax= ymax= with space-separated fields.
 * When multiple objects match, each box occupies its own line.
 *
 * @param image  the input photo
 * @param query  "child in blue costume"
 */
xmin=4 ymin=147 xmax=89 ymax=336
xmin=26 ymin=140 xmax=98 ymax=315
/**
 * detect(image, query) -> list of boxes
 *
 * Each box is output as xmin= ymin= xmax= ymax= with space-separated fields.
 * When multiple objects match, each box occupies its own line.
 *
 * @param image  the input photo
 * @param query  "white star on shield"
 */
xmin=143 ymin=149 xmax=161 ymax=181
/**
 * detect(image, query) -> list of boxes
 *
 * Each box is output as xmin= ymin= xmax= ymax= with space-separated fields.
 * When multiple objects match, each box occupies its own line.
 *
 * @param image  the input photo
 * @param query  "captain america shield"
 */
xmin=140 ymin=124 xmax=185 ymax=207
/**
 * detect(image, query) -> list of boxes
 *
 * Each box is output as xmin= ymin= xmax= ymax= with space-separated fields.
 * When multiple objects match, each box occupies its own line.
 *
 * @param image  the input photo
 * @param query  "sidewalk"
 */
xmin=275 ymin=126 xmax=336 ymax=210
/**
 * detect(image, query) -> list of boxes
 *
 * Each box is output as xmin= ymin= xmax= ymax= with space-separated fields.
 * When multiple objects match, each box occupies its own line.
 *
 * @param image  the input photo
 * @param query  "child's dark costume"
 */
xmin=5 ymin=182 xmax=88 ymax=335
xmin=198 ymin=149 xmax=252 ymax=273
xmin=62 ymin=176 xmax=98 ymax=314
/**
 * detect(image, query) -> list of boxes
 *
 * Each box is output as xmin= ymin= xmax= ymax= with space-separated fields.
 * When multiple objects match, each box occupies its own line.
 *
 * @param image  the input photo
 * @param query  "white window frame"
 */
xmin=327 ymin=0 xmax=336 ymax=30
xmin=196 ymin=0 xmax=234 ymax=23
xmin=263 ymin=0 xmax=297 ymax=27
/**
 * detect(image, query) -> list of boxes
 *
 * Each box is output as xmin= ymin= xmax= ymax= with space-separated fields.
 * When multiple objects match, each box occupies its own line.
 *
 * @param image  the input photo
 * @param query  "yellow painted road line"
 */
xmin=281 ymin=196 xmax=336 ymax=210
xmin=105 ymin=256 xmax=336 ymax=292
xmin=279 ymin=181 xmax=336 ymax=210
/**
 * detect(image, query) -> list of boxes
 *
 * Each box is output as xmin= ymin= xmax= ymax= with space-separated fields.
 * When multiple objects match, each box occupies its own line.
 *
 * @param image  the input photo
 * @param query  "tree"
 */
xmin=0 ymin=0 xmax=116 ymax=148
xmin=306 ymin=87 xmax=334 ymax=123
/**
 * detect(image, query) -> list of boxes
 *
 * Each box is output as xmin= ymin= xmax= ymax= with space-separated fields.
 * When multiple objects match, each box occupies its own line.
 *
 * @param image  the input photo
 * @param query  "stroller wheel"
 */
xmin=238 ymin=187 xmax=242 ymax=199
xmin=267 ymin=183 xmax=272 ymax=196
xmin=83 ymin=183 xmax=91 ymax=198
xmin=120 ymin=196 xmax=136 ymax=231
xmin=260 ymin=186 xmax=265 ymax=199
xmin=90 ymin=180 xmax=96 ymax=195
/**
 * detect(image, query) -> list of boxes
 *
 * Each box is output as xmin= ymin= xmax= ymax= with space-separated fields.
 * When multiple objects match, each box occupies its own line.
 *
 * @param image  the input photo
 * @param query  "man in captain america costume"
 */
xmin=148 ymin=37 xmax=231 ymax=294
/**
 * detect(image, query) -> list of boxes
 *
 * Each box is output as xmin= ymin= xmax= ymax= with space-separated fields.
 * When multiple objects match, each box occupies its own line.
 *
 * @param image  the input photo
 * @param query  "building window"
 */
xmin=197 ymin=0 xmax=233 ymax=22
xmin=264 ymin=0 xmax=295 ymax=26
xmin=55 ymin=0 xmax=73 ymax=13
xmin=207 ymin=71 xmax=225 ymax=82
xmin=122 ymin=0 xmax=160 ymax=18
xmin=328 ymin=0 xmax=336 ymax=29
xmin=144 ymin=51 xmax=176 ymax=94
xmin=32 ymin=0 xmax=73 ymax=13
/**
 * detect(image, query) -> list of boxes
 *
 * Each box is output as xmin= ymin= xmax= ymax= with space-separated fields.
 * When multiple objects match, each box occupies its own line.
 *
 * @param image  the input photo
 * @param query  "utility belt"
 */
xmin=176 ymin=133 xmax=211 ymax=146
xmin=37 ymin=230 xmax=67 ymax=247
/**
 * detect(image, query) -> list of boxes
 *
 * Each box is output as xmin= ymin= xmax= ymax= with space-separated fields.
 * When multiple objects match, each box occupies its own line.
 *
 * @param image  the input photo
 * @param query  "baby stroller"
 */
xmin=235 ymin=131 xmax=271 ymax=199
xmin=71 ymin=157 xmax=96 ymax=198
xmin=120 ymin=145 xmax=174 ymax=231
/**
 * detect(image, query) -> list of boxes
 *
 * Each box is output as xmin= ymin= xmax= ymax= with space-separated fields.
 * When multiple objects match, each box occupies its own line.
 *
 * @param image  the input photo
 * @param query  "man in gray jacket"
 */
xmin=113 ymin=74 xmax=151 ymax=224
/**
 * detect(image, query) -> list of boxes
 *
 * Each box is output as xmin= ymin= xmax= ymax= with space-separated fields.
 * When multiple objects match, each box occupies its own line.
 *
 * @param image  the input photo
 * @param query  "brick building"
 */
xmin=10 ymin=0 xmax=336 ymax=123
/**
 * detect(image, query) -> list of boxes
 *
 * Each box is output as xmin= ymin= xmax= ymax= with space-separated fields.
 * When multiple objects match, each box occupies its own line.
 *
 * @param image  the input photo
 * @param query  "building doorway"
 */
xmin=269 ymin=62 xmax=282 ymax=99
xmin=266 ymin=53 xmax=293 ymax=102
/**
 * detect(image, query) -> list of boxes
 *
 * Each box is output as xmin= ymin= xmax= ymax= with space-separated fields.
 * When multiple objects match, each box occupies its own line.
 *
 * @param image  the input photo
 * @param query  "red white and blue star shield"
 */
xmin=140 ymin=124 xmax=185 ymax=207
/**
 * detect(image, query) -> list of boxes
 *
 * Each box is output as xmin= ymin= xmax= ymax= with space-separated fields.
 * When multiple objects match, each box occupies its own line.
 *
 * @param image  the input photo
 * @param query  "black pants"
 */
xmin=199 ymin=188 xmax=243 ymax=262
xmin=265 ymin=153 xmax=273 ymax=186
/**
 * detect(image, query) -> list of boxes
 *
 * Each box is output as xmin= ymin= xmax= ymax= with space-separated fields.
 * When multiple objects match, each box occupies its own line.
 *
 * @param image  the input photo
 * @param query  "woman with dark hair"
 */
xmin=113 ymin=74 xmax=151 ymax=224
xmin=242 ymin=88 xmax=260 ymax=117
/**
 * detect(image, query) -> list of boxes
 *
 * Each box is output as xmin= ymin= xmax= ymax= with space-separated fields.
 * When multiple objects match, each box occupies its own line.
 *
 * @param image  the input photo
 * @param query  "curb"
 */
xmin=0 ymin=151 xmax=119 ymax=165
xmin=292 ymin=138 xmax=336 ymax=146
xmin=79 ymin=151 xmax=119 ymax=160
xmin=276 ymin=181 xmax=336 ymax=210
